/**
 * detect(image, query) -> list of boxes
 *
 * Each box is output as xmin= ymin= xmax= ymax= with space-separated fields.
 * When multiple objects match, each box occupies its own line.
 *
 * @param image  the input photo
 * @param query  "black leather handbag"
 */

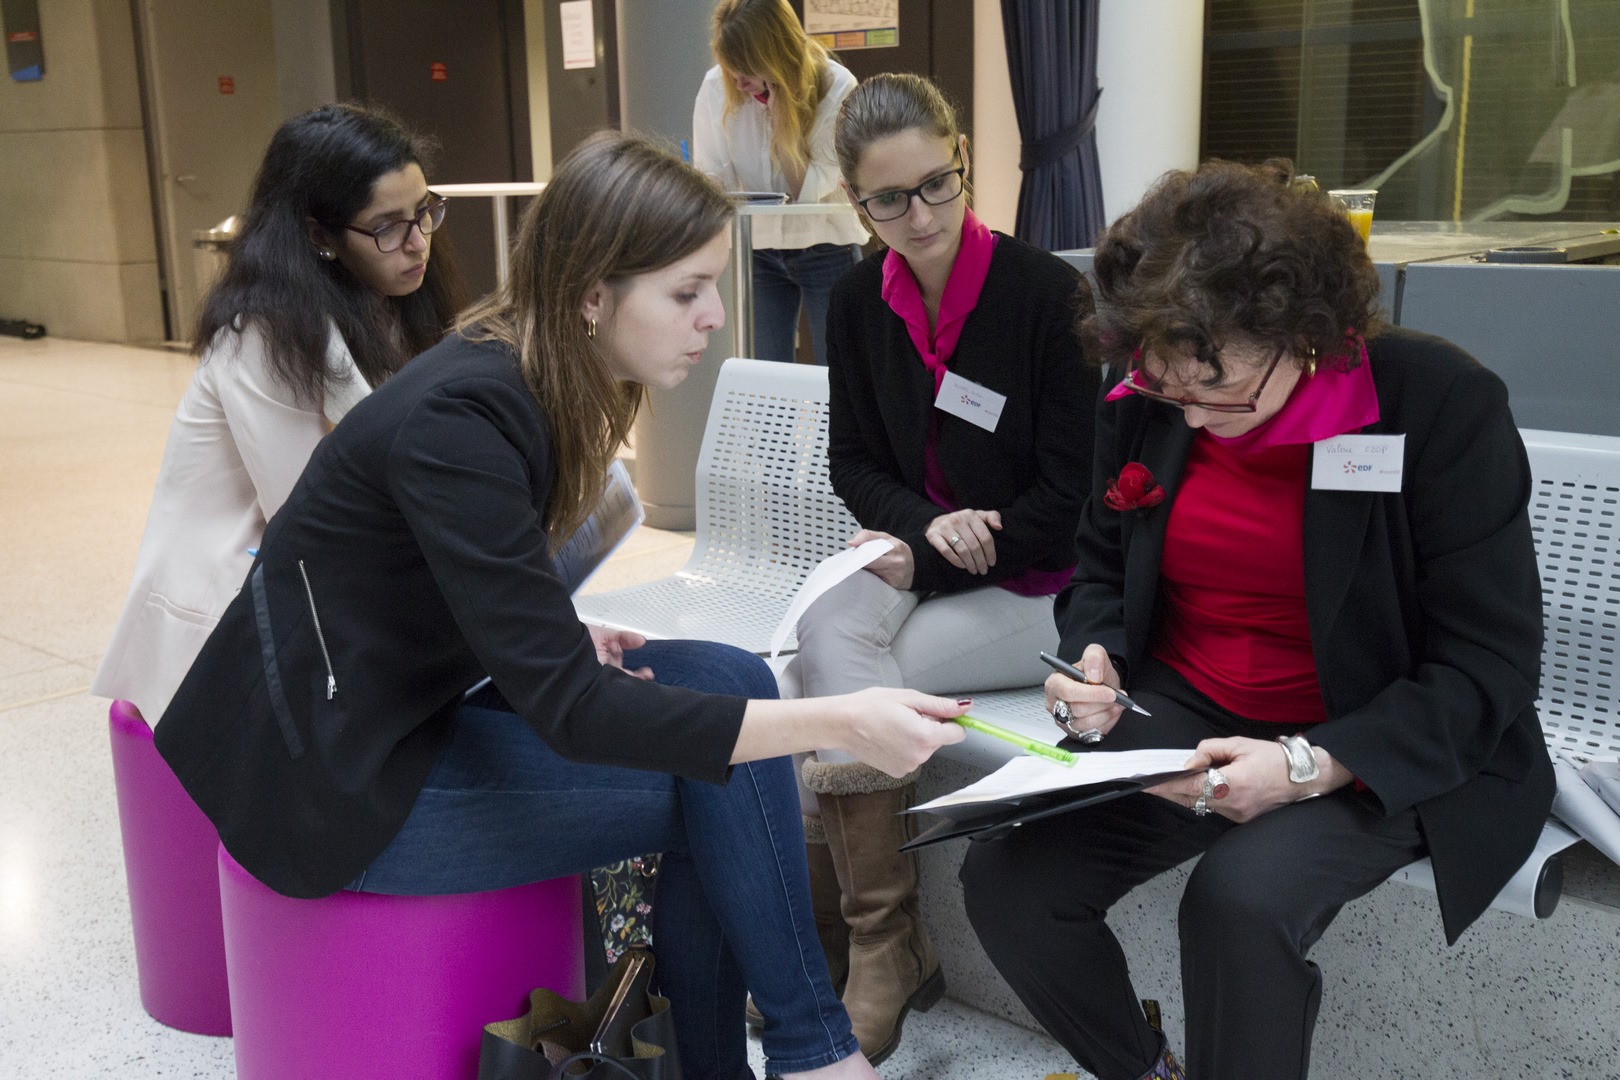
xmin=478 ymin=946 xmax=681 ymax=1080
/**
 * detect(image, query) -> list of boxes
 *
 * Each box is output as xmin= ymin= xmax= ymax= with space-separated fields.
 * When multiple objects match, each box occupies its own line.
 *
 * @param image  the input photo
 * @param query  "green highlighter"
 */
xmin=952 ymin=714 xmax=1077 ymax=767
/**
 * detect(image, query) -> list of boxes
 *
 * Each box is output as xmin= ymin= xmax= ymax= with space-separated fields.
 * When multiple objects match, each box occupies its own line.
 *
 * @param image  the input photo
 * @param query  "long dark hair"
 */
xmin=196 ymin=103 xmax=467 ymax=405
xmin=458 ymin=132 xmax=734 ymax=544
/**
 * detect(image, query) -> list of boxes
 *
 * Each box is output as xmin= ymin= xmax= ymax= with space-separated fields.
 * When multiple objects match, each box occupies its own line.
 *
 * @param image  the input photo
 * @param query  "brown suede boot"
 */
xmin=804 ymin=760 xmax=945 ymax=1066
xmin=746 ymin=815 xmax=849 ymax=1029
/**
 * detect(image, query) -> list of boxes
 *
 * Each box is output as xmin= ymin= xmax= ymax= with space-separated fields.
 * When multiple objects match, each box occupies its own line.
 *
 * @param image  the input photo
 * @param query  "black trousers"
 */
xmin=959 ymin=660 xmax=1425 ymax=1080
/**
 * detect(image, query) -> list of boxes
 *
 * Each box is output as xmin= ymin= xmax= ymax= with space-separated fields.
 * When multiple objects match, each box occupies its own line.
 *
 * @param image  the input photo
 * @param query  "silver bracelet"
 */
xmin=1277 ymin=734 xmax=1320 ymax=784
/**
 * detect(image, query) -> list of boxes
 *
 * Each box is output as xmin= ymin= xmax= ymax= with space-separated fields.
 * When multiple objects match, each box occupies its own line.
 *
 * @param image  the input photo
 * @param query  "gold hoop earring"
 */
xmin=587 ymin=317 xmax=597 ymax=339
xmin=1303 ymin=347 xmax=1318 ymax=377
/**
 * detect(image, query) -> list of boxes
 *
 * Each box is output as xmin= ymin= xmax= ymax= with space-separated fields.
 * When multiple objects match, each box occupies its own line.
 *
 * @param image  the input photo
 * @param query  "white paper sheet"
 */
xmin=914 ymin=749 xmax=1197 ymax=813
xmin=559 ymin=0 xmax=595 ymax=70
xmin=769 ymin=538 xmax=892 ymax=658
xmin=1553 ymin=757 xmax=1620 ymax=865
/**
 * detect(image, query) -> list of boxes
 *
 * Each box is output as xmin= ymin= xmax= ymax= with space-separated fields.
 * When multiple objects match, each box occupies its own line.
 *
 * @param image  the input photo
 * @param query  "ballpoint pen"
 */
xmin=1039 ymin=651 xmax=1153 ymax=717
xmin=951 ymin=714 xmax=1077 ymax=767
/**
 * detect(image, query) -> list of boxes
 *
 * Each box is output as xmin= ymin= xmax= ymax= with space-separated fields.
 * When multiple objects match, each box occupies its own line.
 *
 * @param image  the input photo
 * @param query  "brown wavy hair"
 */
xmin=457 ymin=132 xmax=734 ymax=545
xmin=1083 ymin=158 xmax=1383 ymax=380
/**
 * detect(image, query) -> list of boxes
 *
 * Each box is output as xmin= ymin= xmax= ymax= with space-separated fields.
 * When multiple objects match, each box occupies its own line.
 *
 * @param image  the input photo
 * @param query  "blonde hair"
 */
xmin=711 ymin=0 xmax=831 ymax=180
xmin=456 ymin=133 xmax=734 ymax=545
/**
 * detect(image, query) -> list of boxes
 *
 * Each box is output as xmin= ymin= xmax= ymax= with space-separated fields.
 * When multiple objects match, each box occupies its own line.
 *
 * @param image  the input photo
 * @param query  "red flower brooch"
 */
xmin=1104 ymin=462 xmax=1167 ymax=512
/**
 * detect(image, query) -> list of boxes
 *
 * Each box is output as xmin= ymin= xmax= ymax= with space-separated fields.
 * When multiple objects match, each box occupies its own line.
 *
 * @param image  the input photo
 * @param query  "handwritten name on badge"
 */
xmin=1311 ymin=434 xmax=1405 ymax=492
xmin=935 ymin=370 xmax=1007 ymax=434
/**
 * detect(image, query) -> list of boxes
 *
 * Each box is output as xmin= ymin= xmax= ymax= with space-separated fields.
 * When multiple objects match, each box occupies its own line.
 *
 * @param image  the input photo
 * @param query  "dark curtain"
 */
xmin=999 ymin=1 xmax=1106 ymax=250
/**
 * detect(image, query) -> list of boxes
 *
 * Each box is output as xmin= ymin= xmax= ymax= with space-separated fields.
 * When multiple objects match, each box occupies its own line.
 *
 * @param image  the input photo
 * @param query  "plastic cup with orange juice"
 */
xmin=1328 ymin=189 xmax=1377 ymax=245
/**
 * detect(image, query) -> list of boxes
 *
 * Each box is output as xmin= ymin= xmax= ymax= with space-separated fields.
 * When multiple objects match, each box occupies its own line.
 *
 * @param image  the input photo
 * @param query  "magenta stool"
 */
xmin=219 ymin=847 xmax=585 ymax=1080
xmin=106 ymin=700 xmax=233 ymax=1036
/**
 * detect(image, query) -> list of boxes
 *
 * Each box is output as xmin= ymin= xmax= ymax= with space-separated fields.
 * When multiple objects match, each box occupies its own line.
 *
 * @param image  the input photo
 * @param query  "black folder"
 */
xmin=900 ymin=767 xmax=1203 ymax=851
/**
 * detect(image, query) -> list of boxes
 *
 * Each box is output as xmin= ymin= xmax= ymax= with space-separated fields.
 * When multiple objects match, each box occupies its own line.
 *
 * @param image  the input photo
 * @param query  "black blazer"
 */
xmin=824 ymin=234 xmax=1099 ymax=594
xmin=1056 ymin=328 xmax=1555 ymax=944
xmin=156 ymin=335 xmax=746 ymax=898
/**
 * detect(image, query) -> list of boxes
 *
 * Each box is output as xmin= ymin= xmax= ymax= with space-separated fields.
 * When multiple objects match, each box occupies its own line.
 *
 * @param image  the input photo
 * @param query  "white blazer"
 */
xmin=692 ymin=60 xmax=868 ymax=250
xmin=92 ymin=320 xmax=369 ymax=725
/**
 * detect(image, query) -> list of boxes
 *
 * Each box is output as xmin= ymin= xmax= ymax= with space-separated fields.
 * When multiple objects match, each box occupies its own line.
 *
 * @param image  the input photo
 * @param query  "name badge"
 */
xmin=935 ymin=370 xmax=1006 ymax=434
xmin=1311 ymin=434 xmax=1405 ymax=492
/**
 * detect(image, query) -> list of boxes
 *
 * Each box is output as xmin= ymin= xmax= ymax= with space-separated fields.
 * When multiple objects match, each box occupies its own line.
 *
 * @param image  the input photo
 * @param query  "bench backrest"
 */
xmin=687 ymin=357 xmax=859 ymax=593
xmin=1523 ymin=429 xmax=1620 ymax=765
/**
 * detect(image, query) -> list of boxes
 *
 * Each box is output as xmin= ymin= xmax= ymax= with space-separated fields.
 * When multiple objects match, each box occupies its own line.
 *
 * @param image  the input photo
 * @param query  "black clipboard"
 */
xmin=901 ymin=767 xmax=1203 ymax=851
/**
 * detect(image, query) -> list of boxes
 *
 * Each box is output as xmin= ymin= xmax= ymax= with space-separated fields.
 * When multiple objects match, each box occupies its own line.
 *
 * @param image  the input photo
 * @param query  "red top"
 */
xmin=1148 ymin=350 xmax=1382 ymax=723
xmin=1153 ymin=438 xmax=1327 ymax=722
xmin=881 ymin=209 xmax=1072 ymax=597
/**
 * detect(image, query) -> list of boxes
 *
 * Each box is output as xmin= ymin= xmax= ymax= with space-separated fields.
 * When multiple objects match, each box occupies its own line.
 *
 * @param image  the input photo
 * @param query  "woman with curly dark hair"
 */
xmin=959 ymin=160 xmax=1552 ymax=1080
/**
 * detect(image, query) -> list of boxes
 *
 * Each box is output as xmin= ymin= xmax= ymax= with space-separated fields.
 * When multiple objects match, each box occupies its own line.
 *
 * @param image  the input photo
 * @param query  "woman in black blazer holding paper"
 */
xmin=958 ymin=160 xmax=1554 ymax=1080
xmin=155 ymin=133 xmax=968 ymax=1080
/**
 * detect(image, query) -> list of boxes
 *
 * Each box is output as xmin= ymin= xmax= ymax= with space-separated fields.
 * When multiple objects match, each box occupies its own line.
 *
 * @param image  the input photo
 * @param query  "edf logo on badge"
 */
xmin=1312 ymin=434 xmax=1405 ymax=492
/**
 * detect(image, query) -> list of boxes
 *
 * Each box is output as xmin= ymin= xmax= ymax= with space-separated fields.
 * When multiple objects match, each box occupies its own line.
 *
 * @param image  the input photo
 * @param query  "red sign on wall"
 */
xmin=218 ymin=76 xmax=235 ymax=94
xmin=8 ymin=30 xmax=38 ymax=43
xmin=429 ymin=62 xmax=447 ymax=82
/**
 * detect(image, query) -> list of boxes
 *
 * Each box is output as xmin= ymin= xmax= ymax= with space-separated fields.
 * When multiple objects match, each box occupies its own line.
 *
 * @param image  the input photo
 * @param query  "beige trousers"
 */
xmin=780 ymin=569 xmax=1058 ymax=781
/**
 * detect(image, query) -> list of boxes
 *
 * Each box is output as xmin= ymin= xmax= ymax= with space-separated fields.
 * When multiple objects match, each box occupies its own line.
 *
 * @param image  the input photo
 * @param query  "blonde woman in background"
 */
xmin=693 ymin=0 xmax=867 ymax=365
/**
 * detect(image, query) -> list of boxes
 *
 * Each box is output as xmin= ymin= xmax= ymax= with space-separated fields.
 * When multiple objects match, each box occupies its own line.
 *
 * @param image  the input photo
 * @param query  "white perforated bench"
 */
xmin=581 ymin=357 xmax=1618 ymax=917
xmin=575 ymin=358 xmax=859 ymax=654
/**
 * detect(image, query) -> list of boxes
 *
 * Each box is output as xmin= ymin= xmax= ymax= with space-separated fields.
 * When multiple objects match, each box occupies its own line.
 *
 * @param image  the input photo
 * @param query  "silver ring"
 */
xmin=1206 ymin=767 xmax=1230 ymax=800
xmin=1052 ymin=700 xmax=1106 ymax=744
xmin=949 ymin=534 xmax=963 ymax=546
xmin=1192 ymin=793 xmax=1211 ymax=817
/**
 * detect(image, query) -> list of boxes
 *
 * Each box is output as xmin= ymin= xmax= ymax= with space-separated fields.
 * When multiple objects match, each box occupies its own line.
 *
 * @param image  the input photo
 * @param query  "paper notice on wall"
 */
xmin=560 ymin=0 xmax=596 ymax=70
xmin=803 ymin=0 xmax=898 ymax=50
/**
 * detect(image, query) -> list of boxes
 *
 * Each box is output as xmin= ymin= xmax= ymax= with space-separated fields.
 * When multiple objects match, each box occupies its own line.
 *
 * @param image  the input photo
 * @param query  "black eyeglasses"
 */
xmin=853 ymin=156 xmax=966 ymax=222
xmin=344 ymin=195 xmax=448 ymax=253
xmin=1121 ymin=347 xmax=1286 ymax=414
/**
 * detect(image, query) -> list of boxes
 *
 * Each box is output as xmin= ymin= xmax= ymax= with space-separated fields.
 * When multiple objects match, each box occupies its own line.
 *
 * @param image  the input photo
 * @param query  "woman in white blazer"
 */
xmin=94 ymin=104 xmax=466 ymax=725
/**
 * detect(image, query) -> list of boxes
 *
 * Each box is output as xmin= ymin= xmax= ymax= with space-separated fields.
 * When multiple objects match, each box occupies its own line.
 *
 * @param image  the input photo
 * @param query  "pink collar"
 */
xmin=1105 ymin=339 xmax=1381 ymax=451
xmin=880 ymin=208 xmax=997 ymax=389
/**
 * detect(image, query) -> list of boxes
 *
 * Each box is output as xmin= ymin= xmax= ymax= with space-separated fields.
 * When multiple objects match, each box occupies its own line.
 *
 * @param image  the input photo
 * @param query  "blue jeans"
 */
xmin=351 ymin=640 xmax=856 ymax=1078
xmin=751 ymin=243 xmax=861 ymax=366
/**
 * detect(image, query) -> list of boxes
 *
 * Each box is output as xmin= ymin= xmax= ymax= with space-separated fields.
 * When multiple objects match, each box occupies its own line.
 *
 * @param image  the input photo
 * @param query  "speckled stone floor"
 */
xmin=0 ymin=335 xmax=1080 ymax=1079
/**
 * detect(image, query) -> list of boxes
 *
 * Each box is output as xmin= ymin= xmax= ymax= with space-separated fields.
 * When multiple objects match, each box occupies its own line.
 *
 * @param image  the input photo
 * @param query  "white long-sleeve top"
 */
xmin=693 ymin=61 xmax=869 ymax=251
xmin=92 ymin=320 xmax=369 ymax=725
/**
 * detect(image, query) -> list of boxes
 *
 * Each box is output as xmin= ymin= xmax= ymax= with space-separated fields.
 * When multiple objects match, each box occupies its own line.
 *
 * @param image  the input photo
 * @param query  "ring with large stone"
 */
xmin=1206 ymin=767 xmax=1231 ymax=800
xmin=1192 ymin=792 xmax=1211 ymax=817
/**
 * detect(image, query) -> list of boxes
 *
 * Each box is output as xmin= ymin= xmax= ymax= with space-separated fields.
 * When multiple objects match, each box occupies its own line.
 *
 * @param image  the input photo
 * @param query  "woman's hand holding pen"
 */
xmin=1044 ymin=643 xmax=1125 ymax=737
xmin=851 ymin=529 xmax=915 ymax=590
xmin=926 ymin=508 xmax=1001 ymax=575
xmin=1151 ymin=736 xmax=1354 ymax=822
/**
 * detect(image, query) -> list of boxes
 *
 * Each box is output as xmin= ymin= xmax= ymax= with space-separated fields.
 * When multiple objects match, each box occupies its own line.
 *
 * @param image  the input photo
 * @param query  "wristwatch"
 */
xmin=1277 ymin=735 xmax=1320 ymax=784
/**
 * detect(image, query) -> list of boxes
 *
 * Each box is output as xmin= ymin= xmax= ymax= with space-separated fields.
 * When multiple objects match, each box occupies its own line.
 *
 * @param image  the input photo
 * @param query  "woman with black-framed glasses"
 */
xmin=960 ymin=159 xmax=1552 ymax=1080
xmin=95 ymin=103 xmax=466 ymax=732
xmin=765 ymin=73 xmax=1099 ymax=1064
